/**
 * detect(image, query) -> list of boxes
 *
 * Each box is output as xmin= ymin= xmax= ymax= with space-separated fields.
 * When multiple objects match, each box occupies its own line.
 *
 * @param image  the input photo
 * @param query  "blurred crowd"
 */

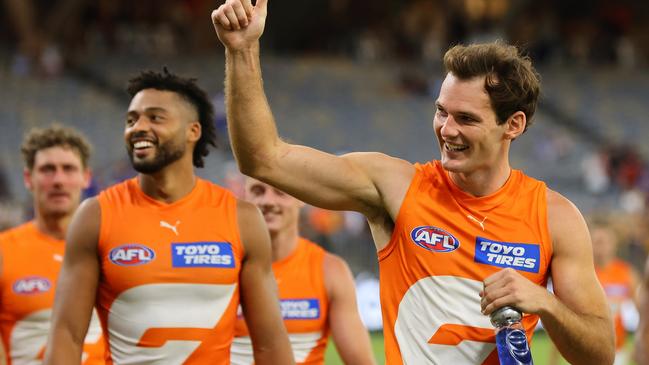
xmin=580 ymin=144 xmax=649 ymax=271
xmin=0 ymin=0 xmax=647 ymax=306
xmin=2 ymin=0 xmax=649 ymax=78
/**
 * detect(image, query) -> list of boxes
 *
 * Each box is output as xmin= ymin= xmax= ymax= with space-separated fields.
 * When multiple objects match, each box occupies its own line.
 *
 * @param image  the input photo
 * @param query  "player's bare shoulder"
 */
xmin=68 ymin=197 xmax=101 ymax=244
xmin=235 ymin=199 xmax=271 ymax=256
xmin=546 ymin=189 xmax=584 ymax=225
xmin=545 ymin=188 xmax=589 ymax=253
xmin=322 ymin=252 xmax=354 ymax=296
xmin=322 ymin=252 xmax=352 ymax=279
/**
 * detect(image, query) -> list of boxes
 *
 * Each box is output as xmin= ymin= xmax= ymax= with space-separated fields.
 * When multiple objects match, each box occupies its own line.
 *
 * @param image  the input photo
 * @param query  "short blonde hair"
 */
xmin=21 ymin=124 xmax=92 ymax=170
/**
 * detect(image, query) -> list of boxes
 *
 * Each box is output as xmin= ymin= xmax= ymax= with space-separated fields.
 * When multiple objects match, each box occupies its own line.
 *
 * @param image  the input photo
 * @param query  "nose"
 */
xmin=125 ymin=115 xmax=153 ymax=143
xmin=128 ymin=115 xmax=151 ymax=132
xmin=256 ymin=192 xmax=274 ymax=207
xmin=51 ymin=167 xmax=66 ymax=186
xmin=439 ymin=114 xmax=459 ymax=139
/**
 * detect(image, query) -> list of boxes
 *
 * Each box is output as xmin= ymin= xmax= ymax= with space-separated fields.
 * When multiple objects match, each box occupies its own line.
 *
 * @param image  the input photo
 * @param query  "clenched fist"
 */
xmin=212 ymin=0 xmax=268 ymax=51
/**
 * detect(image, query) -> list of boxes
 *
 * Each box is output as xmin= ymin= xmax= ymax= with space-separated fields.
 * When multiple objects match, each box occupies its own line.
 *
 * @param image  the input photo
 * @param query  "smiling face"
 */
xmin=125 ymin=89 xmax=199 ymax=174
xmin=244 ymin=178 xmax=304 ymax=235
xmin=24 ymin=146 xmax=90 ymax=219
xmin=434 ymin=73 xmax=516 ymax=175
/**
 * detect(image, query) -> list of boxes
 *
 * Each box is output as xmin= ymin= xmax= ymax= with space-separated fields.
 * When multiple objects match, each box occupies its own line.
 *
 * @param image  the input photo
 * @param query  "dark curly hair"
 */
xmin=126 ymin=68 xmax=217 ymax=168
xmin=21 ymin=123 xmax=92 ymax=170
xmin=444 ymin=42 xmax=541 ymax=133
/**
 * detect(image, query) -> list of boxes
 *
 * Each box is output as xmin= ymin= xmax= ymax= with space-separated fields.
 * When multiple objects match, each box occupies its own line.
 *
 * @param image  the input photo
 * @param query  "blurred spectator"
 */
xmin=3 ymin=0 xmax=88 ymax=76
xmin=0 ymin=202 xmax=22 ymax=231
xmin=223 ymin=160 xmax=245 ymax=199
xmin=0 ymin=165 xmax=10 ymax=202
xmin=355 ymin=272 xmax=383 ymax=331
xmin=581 ymin=148 xmax=611 ymax=195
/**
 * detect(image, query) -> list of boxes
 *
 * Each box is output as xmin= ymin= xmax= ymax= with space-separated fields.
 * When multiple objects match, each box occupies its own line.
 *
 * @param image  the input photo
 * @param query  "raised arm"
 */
xmin=324 ymin=253 xmax=376 ymax=365
xmin=211 ymin=0 xmax=413 ymax=218
xmin=237 ymin=200 xmax=294 ymax=365
xmin=44 ymin=198 xmax=101 ymax=364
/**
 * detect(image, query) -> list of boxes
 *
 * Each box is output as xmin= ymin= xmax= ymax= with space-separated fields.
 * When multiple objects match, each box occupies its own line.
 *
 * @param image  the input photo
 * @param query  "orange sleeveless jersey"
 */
xmin=231 ymin=238 xmax=329 ymax=365
xmin=379 ymin=161 xmax=552 ymax=364
xmin=97 ymin=178 xmax=244 ymax=364
xmin=596 ymin=259 xmax=633 ymax=349
xmin=0 ymin=222 xmax=105 ymax=364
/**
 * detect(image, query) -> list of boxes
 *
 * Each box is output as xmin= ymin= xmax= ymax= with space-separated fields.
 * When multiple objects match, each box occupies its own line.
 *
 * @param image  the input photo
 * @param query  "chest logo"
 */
xmin=160 ymin=220 xmax=181 ymax=236
xmin=172 ymin=242 xmax=235 ymax=268
xmin=410 ymin=226 xmax=460 ymax=253
xmin=280 ymin=299 xmax=320 ymax=320
xmin=474 ymin=237 xmax=540 ymax=273
xmin=13 ymin=276 xmax=51 ymax=295
xmin=467 ymin=214 xmax=487 ymax=231
xmin=109 ymin=244 xmax=156 ymax=266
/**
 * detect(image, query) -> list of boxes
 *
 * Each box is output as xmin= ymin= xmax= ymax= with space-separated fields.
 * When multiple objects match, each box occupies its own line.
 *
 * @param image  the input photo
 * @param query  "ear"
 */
xmin=23 ymin=168 xmax=33 ymax=191
xmin=504 ymin=111 xmax=526 ymax=140
xmin=187 ymin=121 xmax=202 ymax=143
xmin=82 ymin=168 xmax=92 ymax=189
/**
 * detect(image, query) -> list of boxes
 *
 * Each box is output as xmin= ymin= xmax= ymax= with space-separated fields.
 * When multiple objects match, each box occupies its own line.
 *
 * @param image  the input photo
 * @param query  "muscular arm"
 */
xmin=212 ymin=0 xmax=413 ymax=221
xmin=237 ymin=200 xmax=294 ymax=365
xmin=635 ymin=257 xmax=649 ymax=365
xmin=43 ymin=198 xmax=100 ymax=364
xmin=541 ymin=191 xmax=614 ymax=365
xmin=324 ymin=253 xmax=375 ymax=365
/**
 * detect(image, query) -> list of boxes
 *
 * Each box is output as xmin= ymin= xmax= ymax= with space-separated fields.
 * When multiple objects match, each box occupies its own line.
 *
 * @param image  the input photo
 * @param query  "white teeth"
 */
xmin=134 ymin=141 xmax=154 ymax=149
xmin=446 ymin=142 xmax=468 ymax=151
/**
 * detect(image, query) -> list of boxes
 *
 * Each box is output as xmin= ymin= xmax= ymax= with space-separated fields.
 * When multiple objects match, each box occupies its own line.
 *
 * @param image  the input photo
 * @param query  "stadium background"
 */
xmin=0 ymin=0 xmax=647 ymax=363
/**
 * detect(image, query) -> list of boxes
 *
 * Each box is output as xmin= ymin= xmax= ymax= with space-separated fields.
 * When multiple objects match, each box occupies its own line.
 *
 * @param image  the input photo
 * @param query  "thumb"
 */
xmin=255 ymin=0 xmax=268 ymax=12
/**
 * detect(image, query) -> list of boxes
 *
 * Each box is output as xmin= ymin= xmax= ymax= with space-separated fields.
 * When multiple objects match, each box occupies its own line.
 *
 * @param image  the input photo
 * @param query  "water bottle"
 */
xmin=489 ymin=306 xmax=534 ymax=365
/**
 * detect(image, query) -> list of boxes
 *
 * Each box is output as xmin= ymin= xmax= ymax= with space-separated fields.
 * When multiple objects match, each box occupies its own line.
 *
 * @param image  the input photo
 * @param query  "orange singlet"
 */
xmin=231 ymin=238 xmax=329 ymax=365
xmin=96 ymin=178 xmax=243 ymax=364
xmin=596 ymin=259 xmax=633 ymax=349
xmin=379 ymin=161 xmax=552 ymax=364
xmin=0 ymin=222 xmax=105 ymax=364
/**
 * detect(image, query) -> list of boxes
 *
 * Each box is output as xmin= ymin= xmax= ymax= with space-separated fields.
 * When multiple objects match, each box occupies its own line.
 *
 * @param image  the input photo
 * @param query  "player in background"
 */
xmin=636 ymin=255 xmax=649 ymax=365
xmin=44 ymin=70 xmax=293 ymax=364
xmin=548 ymin=216 xmax=639 ymax=365
xmin=0 ymin=124 xmax=105 ymax=364
xmin=231 ymin=178 xmax=376 ymax=365
xmin=211 ymin=1 xmax=615 ymax=364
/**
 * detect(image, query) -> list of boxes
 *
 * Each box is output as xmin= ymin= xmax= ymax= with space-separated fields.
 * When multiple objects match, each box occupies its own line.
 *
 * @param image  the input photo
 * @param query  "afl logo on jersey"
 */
xmin=109 ymin=244 xmax=155 ymax=266
xmin=410 ymin=226 xmax=460 ymax=252
xmin=13 ymin=276 xmax=51 ymax=295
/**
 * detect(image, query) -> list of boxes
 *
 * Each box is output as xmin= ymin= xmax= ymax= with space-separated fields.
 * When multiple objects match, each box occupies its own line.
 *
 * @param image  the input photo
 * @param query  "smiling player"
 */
xmin=212 ymin=0 xmax=615 ymax=363
xmin=44 ymin=70 xmax=293 ymax=364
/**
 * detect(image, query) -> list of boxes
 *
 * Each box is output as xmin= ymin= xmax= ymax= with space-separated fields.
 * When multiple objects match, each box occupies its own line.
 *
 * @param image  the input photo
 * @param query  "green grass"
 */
xmin=325 ymin=331 xmax=635 ymax=364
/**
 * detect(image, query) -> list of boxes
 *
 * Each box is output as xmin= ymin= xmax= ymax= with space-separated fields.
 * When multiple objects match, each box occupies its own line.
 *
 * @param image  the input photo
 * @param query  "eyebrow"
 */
xmin=127 ymin=107 xmax=169 ymax=116
xmin=435 ymin=102 xmax=482 ymax=121
xmin=457 ymin=111 xmax=482 ymax=121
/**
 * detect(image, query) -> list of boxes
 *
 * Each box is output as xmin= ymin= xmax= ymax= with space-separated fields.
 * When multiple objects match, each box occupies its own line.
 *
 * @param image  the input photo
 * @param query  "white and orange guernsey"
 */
xmin=379 ymin=160 xmax=553 ymax=364
xmin=0 ymin=222 xmax=105 ymax=364
xmin=96 ymin=177 xmax=243 ymax=364
xmin=231 ymin=238 xmax=329 ymax=365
